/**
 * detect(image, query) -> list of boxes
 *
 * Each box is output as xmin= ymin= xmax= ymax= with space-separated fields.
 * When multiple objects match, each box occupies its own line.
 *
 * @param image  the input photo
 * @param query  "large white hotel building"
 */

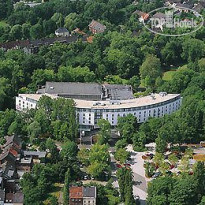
xmin=16 ymin=82 xmax=182 ymax=131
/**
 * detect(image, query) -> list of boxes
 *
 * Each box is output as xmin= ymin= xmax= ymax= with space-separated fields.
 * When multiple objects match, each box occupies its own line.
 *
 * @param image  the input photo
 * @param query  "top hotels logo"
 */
xmin=141 ymin=6 xmax=204 ymax=36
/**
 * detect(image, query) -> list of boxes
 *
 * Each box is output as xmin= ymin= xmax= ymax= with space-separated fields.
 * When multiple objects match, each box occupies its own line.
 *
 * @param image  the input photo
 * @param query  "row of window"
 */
xmin=18 ymin=101 xmax=34 ymax=109
xmin=79 ymin=103 xmax=180 ymax=125
xmin=71 ymin=198 xmax=95 ymax=203
xmin=79 ymin=103 xmax=180 ymax=118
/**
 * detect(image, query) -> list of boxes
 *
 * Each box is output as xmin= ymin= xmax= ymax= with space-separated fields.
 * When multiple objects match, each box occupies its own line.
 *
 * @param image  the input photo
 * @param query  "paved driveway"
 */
xmin=126 ymin=145 xmax=149 ymax=204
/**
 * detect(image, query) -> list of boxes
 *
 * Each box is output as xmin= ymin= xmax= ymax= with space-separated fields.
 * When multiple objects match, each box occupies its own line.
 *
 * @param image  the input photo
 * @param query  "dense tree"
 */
xmin=63 ymin=168 xmax=71 ymax=205
xmin=198 ymin=58 xmax=205 ymax=73
xmin=168 ymin=177 xmax=198 ymax=205
xmin=60 ymin=140 xmax=78 ymax=163
xmin=114 ymin=148 xmax=130 ymax=164
xmin=117 ymin=167 xmax=134 ymax=204
xmin=155 ymin=135 xmax=167 ymax=153
xmin=181 ymin=38 xmax=205 ymax=63
xmin=57 ymin=66 xmax=95 ymax=82
xmin=77 ymin=146 xmax=90 ymax=166
xmin=140 ymin=55 xmax=161 ymax=88
xmin=97 ymin=119 xmax=111 ymax=144
xmin=193 ymin=162 xmax=205 ymax=202
xmin=0 ymin=78 xmax=11 ymax=110
xmin=147 ymin=177 xmax=176 ymax=205
xmin=117 ymin=114 xmax=138 ymax=143
xmin=87 ymin=144 xmax=111 ymax=180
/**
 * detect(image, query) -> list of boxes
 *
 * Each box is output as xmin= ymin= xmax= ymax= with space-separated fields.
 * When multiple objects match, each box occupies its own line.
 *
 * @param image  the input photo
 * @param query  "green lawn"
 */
xmin=162 ymin=70 xmax=176 ymax=81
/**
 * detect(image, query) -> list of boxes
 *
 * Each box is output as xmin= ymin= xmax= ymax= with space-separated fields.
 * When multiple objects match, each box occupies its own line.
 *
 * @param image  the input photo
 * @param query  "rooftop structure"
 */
xmin=69 ymin=186 xmax=83 ymax=198
xmin=39 ymin=82 xmax=103 ymax=101
xmin=37 ymin=82 xmax=134 ymax=101
xmin=83 ymin=186 xmax=96 ymax=198
xmin=23 ymin=151 xmax=46 ymax=159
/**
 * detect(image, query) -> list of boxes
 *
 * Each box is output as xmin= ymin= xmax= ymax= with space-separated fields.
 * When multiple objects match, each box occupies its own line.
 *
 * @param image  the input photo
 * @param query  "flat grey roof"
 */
xmin=23 ymin=151 xmax=46 ymax=158
xmin=104 ymin=84 xmax=134 ymax=100
xmin=83 ymin=186 xmax=96 ymax=198
xmin=44 ymin=82 xmax=102 ymax=97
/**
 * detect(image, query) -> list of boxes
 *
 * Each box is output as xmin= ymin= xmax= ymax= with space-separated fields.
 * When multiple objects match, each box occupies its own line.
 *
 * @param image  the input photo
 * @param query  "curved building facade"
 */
xmin=16 ymin=92 xmax=182 ymax=131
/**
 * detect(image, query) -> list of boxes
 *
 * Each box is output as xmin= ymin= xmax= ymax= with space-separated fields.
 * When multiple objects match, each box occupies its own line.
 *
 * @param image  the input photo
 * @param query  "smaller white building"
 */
xmin=83 ymin=187 xmax=96 ymax=205
xmin=55 ymin=28 xmax=70 ymax=37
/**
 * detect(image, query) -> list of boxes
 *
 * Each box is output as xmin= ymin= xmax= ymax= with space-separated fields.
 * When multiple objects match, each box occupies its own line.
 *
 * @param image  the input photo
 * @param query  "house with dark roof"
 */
xmin=88 ymin=20 xmax=106 ymax=34
xmin=0 ymin=40 xmax=30 ymax=51
xmin=82 ymin=187 xmax=96 ymax=205
xmin=0 ymin=136 xmax=21 ymax=166
xmin=22 ymin=151 xmax=46 ymax=159
xmin=103 ymin=84 xmax=134 ymax=100
xmin=152 ymin=12 xmax=166 ymax=19
xmin=55 ymin=27 xmax=70 ymax=37
xmin=0 ymin=189 xmax=5 ymax=203
xmin=5 ymin=192 xmax=23 ymax=204
xmin=0 ymin=35 xmax=88 ymax=54
xmin=193 ymin=3 xmax=204 ymax=13
xmin=164 ymin=0 xmax=181 ymax=6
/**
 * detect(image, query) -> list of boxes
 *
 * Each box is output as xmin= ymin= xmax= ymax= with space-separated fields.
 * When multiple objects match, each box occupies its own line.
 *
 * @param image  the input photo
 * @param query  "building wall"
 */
xmin=69 ymin=198 xmax=83 ymax=205
xmin=16 ymin=94 xmax=182 ymax=131
xmin=77 ymin=95 xmax=182 ymax=130
xmin=83 ymin=197 xmax=96 ymax=205
xmin=16 ymin=96 xmax=37 ymax=111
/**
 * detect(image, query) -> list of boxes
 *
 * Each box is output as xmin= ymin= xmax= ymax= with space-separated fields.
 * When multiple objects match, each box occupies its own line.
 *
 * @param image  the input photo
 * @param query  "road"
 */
xmin=127 ymin=145 xmax=150 ymax=205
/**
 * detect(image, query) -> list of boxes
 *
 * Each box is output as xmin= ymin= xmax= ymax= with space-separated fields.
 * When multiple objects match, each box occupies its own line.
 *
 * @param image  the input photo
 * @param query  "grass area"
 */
xmin=0 ymin=21 xmax=8 ymax=28
xmin=43 ymin=183 xmax=63 ymax=205
xmin=162 ymin=70 xmax=176 ymax=81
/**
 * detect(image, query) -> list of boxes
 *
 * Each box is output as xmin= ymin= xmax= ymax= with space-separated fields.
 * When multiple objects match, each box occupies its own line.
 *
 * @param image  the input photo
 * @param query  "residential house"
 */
xmin=69 ymin=186 xmax=83 ymax=205
xmin=71 ymin=28 xmax=86 ymax=35
xmin=88 ymin=20 xmax=106 ymax=34
xmin=55 ymin=28 xmax=70 ymax=37
xmin=83 ymin=187 xmax=96 ymax=205
xmin=69 ymin=186 xmax=97 ymax=205
xmin=172 ymin=2 xmax=193 ymax=12
xmin=0 ymin=36 xmax=88 ymax=54
xmin=193 ymin=3 xmax=204 ymax=15
xmin=5 ymin=192 xmax=24 ymax=205
xmin=0 ymin=136 xmax=21 ymax=166
xmin=0 ymin=189 xmax=5 ymax=205
xmin=134 ymin=10 xmax=149 ymax=22
xmin=22 ymin=151 xmax=46 ymax=164
xmin=16 ymin=157 xmax=32 ymax=178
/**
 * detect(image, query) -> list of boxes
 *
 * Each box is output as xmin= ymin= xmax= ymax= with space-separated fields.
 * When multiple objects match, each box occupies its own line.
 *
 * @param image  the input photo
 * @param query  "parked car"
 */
xmin=124 ymin=163 xmax=131 ymax=167
xmin=170 ymin=164 xmax=175 ymax=169
xmin=116 ymin=164 xmax=122 ymax=168
xmin=152 ymin=172 xmax=161 ymax=178
xmin=166 ymin=171 xmax=173 ymax=176
xmin=142 ymin=155 xmax=149 ymax=160
xmin=146 ymin=153 xmax=154 ymax=159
